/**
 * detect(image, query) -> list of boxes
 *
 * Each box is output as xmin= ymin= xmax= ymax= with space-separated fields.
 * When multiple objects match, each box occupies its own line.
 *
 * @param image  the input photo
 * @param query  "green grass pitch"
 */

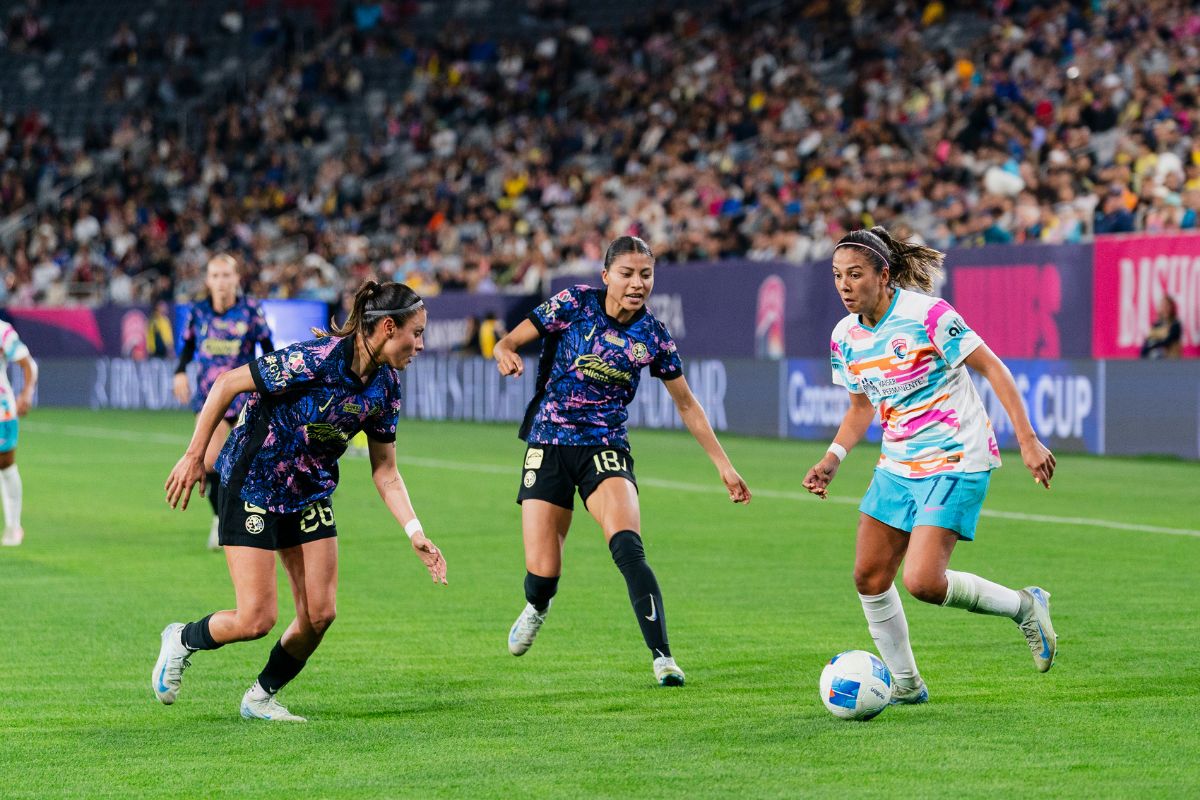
xmin=1 ymin=408 xmax=1197 ymax=798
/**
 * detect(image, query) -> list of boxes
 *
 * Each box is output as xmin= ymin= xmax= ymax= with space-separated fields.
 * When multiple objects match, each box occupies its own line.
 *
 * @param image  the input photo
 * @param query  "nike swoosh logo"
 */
xmin=318 ymin=396 xmax=334 ymax=412
xmin=156 ymin=662 xmax=170 ymax=694
xmin=644 ymin=596 xmax=658 ymax=622
xmin=1037 ymin=622 xmax=1051 ymax=659
xmin=583 ymin=324 xmax=596 ymax=341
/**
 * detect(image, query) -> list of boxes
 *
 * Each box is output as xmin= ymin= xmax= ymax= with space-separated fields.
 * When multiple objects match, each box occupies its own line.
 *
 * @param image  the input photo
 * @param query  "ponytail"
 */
xmin=834 ymin=227 xmax=944 ymax=293
xmin=315 ymin=280 xmax=424 ymax=338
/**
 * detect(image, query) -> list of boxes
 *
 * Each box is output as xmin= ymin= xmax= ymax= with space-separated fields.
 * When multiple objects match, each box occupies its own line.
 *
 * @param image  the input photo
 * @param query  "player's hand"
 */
xmin=165 ymin=453 xmax=207 ymax=510
xmin=802 ymin=454 xmax=841 ymax=499
xmin=495 ymin=347 xmax=523 ymax=378
xmin=1019 ymin=437 xmax=1055 ymax=489
xmin=411 ymin=533 xmax=448 ymax=585
xmin=173 ymin=373 xmax=191 ymax=405
xmin=720 ymin=466 xmax=751 ymax=504
xmin=15 ymin=393 xmax=32 ymax=416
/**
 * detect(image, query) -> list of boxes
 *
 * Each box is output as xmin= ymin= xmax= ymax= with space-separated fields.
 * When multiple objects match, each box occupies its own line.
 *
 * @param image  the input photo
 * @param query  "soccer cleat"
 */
xmin=152 ymin=623 xmax=193 ymax=705
xmin=507 ymin=601 xmax=549 ymax=656
xmin=207 ymin=517 xmax=221 ymax=551
xmin=240 ymin=689 xmax=307 ymax=722
xmin=653 ymin=656 xmax=685 ymax=686
xmin=1016 ymin=587 xmax=1057 ymax=672
xmin=889 ymin=678 xmax=929 ymax=705
xmin=1 ymin=527 xmax=23 ymax=546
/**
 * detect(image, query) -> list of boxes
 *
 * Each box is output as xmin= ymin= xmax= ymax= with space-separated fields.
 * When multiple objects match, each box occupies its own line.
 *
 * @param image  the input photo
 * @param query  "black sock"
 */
xmin=180 ymin=614 xmax=223 ymax=651
xmin=257 ymin=640 xmax=307 ymax=694
xmin=608 ymin=530 xmax=670 ymax=658
xmin=524 ymin=571 xmax=559 ymax=613
xmin=206 ymin=472 xmax=220 ymax=515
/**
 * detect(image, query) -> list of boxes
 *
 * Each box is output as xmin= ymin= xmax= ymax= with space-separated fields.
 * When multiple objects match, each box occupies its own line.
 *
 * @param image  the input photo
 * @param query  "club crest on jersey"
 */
xmin=891 ymin=337 xmax=911 ymax=359
xmin=287 ymin=350 xmax=306 ymax=374
xmin=523 ymin=470 xmax=537 ymax=488
xmin=245 ymin=514 xmax=264 ymax=534
xmin=631 ymin=342 xmax=649 ymax=361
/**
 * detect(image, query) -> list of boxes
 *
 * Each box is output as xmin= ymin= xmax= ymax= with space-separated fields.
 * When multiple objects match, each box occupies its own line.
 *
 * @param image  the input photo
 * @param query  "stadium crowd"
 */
xmin=0 ymin=0 xmax=1198 ymax=307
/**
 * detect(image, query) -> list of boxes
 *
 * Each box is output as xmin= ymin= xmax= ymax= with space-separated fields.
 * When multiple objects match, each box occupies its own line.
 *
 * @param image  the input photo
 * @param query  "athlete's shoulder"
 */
xmin=0 ymin=319 xmax=15 ymax=336
xmin=831 ymin=312 xmax=861 ymax=341
xmin=894 ymin=288 xmax=944 ymax=317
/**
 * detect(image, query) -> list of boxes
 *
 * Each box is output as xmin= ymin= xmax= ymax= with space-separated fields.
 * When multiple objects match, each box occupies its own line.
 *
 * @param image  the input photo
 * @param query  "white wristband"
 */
xmin=404 ymin=518 xmax=423 ymax=539
xmin=826 ymin=443 xmax=848 ymax=462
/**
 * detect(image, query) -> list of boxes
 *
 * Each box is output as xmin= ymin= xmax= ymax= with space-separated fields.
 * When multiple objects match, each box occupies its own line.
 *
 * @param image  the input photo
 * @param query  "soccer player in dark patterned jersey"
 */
xmin=173 ymin=254 xmax=274 ymax=550
xmin=156 ymin=281 xmax=447 ymax=722
xmin=494 ymin=236 xmax=752 ymax=686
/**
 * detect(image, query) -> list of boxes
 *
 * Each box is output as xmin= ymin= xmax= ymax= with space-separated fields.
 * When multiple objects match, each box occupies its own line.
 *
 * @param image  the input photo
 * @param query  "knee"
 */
xmin=853 ymin=565 xmax=891 ymax=596
xmin=902 ymin=570 xmax=947 ymax=605
xmin=608 ymin=530 xmax=645 ymax=570
xmin=304 ymin=605 xmax=337 ymax=636
xmin=238 ymin=610 xmax=278 ymax=640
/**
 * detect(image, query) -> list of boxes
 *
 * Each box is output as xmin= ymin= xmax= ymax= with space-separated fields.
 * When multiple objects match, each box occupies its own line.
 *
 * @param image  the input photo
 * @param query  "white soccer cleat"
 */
xmin=889 ymin=678 xmax=929 ymax=705
xmin=653 ymin=656 xmax=685 ymax=687
xmin=1 ymin=527 xmax=23 ymax=546
xmin=207 ymin=517 xmax=221 ymax=551
xmin=1017 ymin=587 xmax=1057 ymax=672
xmin=240 ymin=688 xmax=307 ymax=722
xmin=507 ymin=602 xmax=549 ymax=656
xmin=152 ymin=623 xmax=192 ymax=705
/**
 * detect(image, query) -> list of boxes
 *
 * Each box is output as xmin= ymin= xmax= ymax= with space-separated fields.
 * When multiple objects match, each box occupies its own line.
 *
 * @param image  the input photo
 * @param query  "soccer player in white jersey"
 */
xmin=802 ymin=226 xmax=1058 ymax=705
xmin=0 ymin=320 xmax=38 ymax=547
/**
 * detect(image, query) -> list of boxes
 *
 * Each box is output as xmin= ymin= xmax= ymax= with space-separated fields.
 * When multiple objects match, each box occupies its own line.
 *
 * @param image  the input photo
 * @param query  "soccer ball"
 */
xmin=819 ymin=650 xmax=893 ymax=720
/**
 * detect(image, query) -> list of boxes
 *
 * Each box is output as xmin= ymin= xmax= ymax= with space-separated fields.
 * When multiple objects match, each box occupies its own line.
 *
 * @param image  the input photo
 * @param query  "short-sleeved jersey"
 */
xmin=520 ymin=285 xmax=683 ymax=450
xmin=216 ymin=336 xmax=403 ymax=513
xmin=0 ymin=321 xmax=30 ymax=422
xmin=830 ymin=288 xmax=1000 ymax=478
xmin=181 ymin=297 xmax=273 ymax=414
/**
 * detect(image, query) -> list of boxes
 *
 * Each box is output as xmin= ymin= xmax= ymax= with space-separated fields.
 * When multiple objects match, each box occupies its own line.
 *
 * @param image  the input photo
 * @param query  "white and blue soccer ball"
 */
xmin=819 ymin=650 xmax=893 ymax=720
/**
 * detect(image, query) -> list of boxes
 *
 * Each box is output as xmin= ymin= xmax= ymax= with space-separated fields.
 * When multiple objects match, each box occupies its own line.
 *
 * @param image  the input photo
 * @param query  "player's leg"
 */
xmin=239 ymin=536 xmax=339 ymax=722
xmin=0 ymin=432 xmax=23 ymax=546
xmin=508 ymin=499 xmax=571 ymax=655
xmin=201 ymin=417 xmax=232 ymax=550
xmin=584 ymin=474 xmax=683 ymax=686
xmin=854 ymin=512 xmax=925 ymax=703
xmin=904 ymin=471 xmax=1056 ymax=672
xmin=509 ymin=445 xmax=574 ymax=656
xmin=153 ymin=545 xmax=278 ymax=705
xmin=855 ymin=469 xmax=925 ymax=702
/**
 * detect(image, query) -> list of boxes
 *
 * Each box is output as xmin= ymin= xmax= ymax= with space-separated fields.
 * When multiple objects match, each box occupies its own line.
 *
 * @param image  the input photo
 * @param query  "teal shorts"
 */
xmin=860 ymin=468 xmax=991 ymax=540
xmin=0 ymin=419 xmax=17 ymax=453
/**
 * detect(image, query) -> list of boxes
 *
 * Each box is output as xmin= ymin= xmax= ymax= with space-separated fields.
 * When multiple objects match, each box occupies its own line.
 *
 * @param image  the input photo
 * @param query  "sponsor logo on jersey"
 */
xmin=570 ymin=354 xmax=632 ymax=385
xmin=342 ymin=402 xmax=363 ymax=415
xmin=604 ymin=332 xmax=626 ymax=347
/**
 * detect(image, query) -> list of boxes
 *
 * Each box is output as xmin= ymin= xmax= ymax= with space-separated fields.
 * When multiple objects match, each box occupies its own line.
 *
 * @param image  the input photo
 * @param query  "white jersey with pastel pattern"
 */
xmin=0 ymin=321 xmax=30 ymax=423
xmin=830 ymin=288 xmax=1000 ymax=478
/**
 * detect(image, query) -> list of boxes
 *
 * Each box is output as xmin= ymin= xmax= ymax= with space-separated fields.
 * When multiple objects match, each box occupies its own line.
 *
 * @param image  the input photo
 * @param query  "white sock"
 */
xmin=859 ymin=585 xmax=920 ymax=685
xmin=942 ymin=570 xmax=1022 ymax=619
xmin=0 ymin=464 xmax=21 ymax=531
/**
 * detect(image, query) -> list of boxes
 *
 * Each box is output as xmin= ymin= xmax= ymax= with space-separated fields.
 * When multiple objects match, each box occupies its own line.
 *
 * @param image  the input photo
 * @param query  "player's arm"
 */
xmin=14 ymin=354 xmax=37 ymax=416
xmin=802 ymin=391 xmax=875 ymax=499
xmin=663 ymin=375 xmax=750 ymax=504
xmin=368 ymin=437 xmax=447 ymax=585
xmin=964 ymin=343 xmax=1055 ymax=489
xmin=173 ymin=332 xmax=196 ymax=405
xmin=493 ymin=318 xmax=540 ymax=378
xmin=165 ymin=365 xmax=255 ymax=510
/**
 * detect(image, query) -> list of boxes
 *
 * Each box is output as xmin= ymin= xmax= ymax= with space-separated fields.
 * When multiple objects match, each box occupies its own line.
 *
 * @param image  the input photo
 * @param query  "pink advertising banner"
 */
xmin=1093 ymin=233 xmax=1200 ymax=358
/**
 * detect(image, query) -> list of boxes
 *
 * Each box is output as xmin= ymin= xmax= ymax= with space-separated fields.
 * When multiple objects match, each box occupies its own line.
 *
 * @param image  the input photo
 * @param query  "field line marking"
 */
xmin=23 ymin=421 xmax=1200 ymax=539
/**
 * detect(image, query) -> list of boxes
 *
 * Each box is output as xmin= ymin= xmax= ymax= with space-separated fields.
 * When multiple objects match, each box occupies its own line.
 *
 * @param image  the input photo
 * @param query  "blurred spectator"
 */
xmin=1140 ymin=296 xmax=1182 ymax=359
xmin=146 ymin=300 xmax=175 ymax=358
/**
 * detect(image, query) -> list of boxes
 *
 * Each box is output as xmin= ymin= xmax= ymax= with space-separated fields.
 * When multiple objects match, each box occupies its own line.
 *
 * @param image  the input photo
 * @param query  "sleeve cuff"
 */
xmin=527 ymin=313 xmax=548 ymax=335
xmin=249 ymin=359 xmax=269 ymax=395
